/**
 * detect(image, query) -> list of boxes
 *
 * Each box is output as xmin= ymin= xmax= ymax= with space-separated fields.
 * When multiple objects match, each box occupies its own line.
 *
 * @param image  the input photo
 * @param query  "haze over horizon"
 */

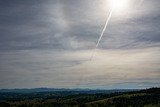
xmin=0 ymin=0 xmax=160 ymax=89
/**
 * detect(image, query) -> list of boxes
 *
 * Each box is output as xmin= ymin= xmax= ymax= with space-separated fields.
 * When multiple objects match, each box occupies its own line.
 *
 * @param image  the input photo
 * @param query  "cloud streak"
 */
xmin=0 ymin=47 xmax=159 ymax=89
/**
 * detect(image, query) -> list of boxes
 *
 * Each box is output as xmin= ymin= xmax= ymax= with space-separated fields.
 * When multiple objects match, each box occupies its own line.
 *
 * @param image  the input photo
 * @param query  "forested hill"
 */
xmin=85 ymin=87 xmax=160 ymax=107
xmin=0 ymin=87 xmax=159 ymax=107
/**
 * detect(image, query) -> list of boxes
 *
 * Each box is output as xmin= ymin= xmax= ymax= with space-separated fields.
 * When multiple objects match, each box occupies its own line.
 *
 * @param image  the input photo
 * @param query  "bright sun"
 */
xmin=109 ymin=0 xmax=130 ymax=11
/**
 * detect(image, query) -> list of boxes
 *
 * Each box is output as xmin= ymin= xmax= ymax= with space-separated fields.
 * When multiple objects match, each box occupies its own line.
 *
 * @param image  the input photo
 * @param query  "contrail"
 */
xmin=90 ymin=7 xmax=114 ymax=60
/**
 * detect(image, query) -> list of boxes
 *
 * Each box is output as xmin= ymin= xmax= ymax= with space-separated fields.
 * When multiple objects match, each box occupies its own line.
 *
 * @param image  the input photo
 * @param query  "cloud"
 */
xmin=0 ymin=0 xmax=160 ymax=50
xmin=0 ymin=0 xmax=160 ymax=89
xmin=0 ymin=47 xmax=159 ymax=89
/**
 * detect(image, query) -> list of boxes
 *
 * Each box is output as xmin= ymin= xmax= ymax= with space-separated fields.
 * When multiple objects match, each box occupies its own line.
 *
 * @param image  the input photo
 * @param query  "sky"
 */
xmin=0 ymin=0 xmax=160 ymax=89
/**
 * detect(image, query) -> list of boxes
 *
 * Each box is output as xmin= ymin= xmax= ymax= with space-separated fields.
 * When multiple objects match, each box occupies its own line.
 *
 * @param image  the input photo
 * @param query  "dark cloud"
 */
xmin=0 ymin=0 xmax=160 ymax=50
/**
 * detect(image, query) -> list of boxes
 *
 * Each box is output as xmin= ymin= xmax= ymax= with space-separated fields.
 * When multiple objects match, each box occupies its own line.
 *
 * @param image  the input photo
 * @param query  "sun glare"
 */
xmin=109 ymin=0 xmax=130 ymax=11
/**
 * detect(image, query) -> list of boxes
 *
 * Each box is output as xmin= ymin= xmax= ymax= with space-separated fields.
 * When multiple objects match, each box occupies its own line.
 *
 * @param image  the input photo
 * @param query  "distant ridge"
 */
xmin=0 ymin=88 xmax=135 ymax=93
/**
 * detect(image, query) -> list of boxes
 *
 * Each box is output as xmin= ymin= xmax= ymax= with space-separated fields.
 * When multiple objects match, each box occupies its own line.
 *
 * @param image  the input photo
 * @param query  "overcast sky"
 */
xmin=0 ymin=0 xmax=160 ymax=89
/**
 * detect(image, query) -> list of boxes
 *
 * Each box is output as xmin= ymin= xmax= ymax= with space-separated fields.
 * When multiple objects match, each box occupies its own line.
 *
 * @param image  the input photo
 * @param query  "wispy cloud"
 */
xmin=0 ymin=0 xmax=160 ymax=89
